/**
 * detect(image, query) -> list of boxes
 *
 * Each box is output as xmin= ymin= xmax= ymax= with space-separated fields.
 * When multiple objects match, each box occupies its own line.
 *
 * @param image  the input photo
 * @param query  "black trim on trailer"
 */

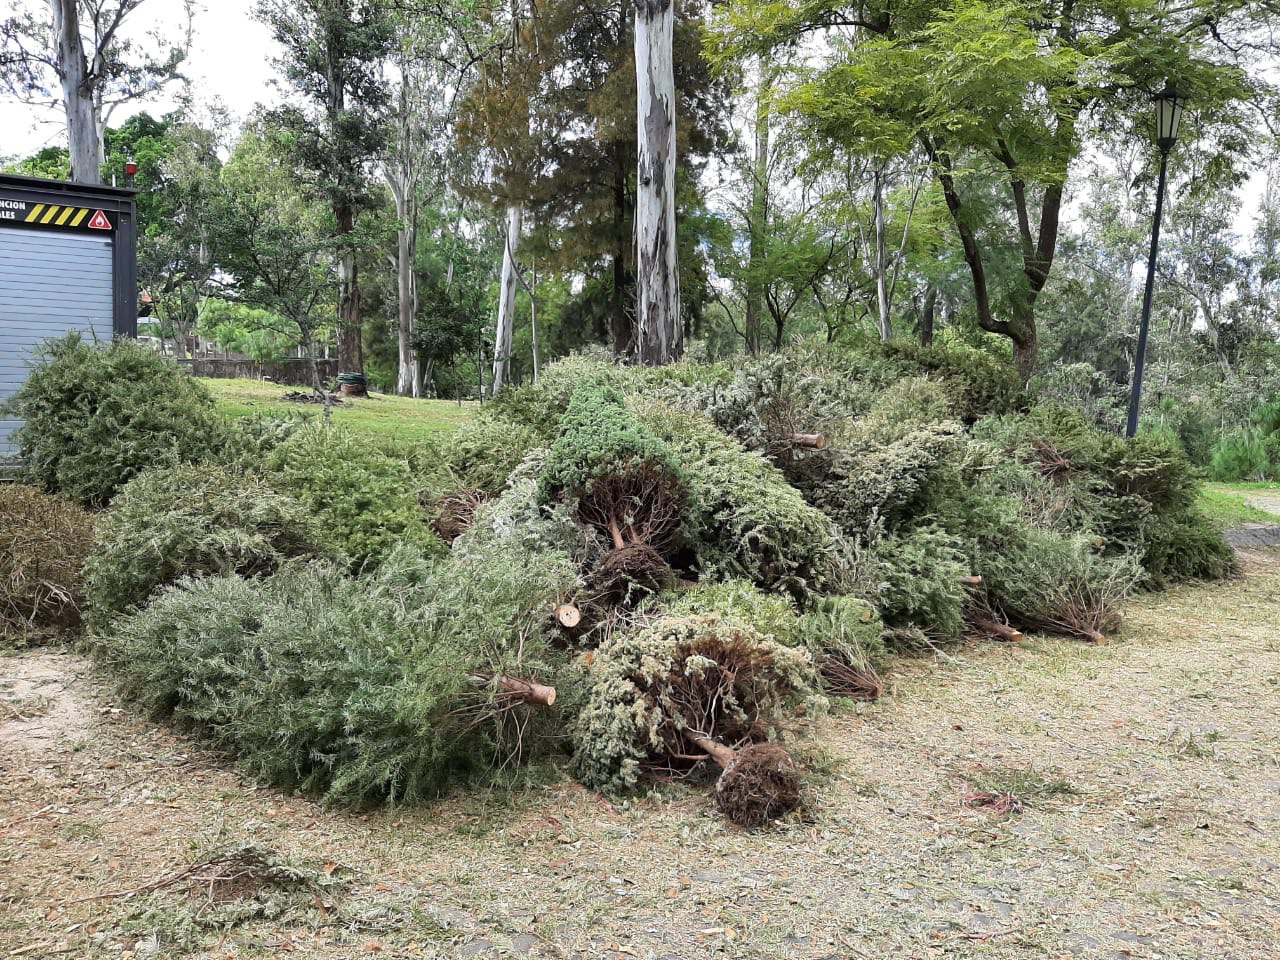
xmin=0 ymin=173 xmax=138 ymax=338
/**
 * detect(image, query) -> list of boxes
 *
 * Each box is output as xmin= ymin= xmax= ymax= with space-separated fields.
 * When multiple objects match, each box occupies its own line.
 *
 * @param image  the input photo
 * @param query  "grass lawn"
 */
xmin=4 ymin=549 xmax=1280 ymax=958
xmin=1199 ymin=481 xmax=1280 ymax=527
xmin=200 ymin=377 xmax=477 ymax=442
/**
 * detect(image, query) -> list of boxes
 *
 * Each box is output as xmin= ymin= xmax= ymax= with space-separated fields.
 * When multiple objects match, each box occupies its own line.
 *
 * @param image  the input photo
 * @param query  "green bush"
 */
xmin=666 ymin=580 xmax=801 ymax=644
xmin=798 ymin=422 xmax=968 ymax=536
xmin=798 ymin=594 xmax=887 ymax=672
xmin=4 ymin=335 xmax=219 ymax=506
xmin=871 ymin=341 xmax=1024 ymax=421
xmin=639 ymin=405 xmax=837 ymax=602
xmin=979 ymin=526 xmax=1142 ymax=641
xmin=539 ymin=386 xmax=686 ymax=508
xmin=490 ymin=355 xmax=628 ymax=438
xmin=490 ymin=354 xmax=733 ymax=440
xmin=573 ymin=615 xmax=820 ymax=794
xmin=976 ymin=403 xmax=1231 ymax=587
xmin=539 ymin=387 xmax=689 ymax=556
xmin=1 ymin=485 xmax=93 ymax=641
xmin=84 ymin=463 xmax=334 ymax=621
xmin=436 ymin=419 xmax=541 ymax=496
xmin=95 ymin=540 xmax=578 ymax=806
xmin=705 ymin=352 xmax=875 ymax=454
xmin=1139 ymin=508 xmax=1240 ymax=588
xmin=851 ymin=527 xmax=970 ymax=641
xmin=216 ymin=415 xmax=308 ymax=474
xmin=266 ymin=423 xmax=444 ymax=566
xmin=1209 ymin=428 xmax=1275 ymax=481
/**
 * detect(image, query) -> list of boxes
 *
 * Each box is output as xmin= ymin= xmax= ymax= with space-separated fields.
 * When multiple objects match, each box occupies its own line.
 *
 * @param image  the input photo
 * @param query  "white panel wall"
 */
xmin=0 ymin=227 xmax=114 ymax=461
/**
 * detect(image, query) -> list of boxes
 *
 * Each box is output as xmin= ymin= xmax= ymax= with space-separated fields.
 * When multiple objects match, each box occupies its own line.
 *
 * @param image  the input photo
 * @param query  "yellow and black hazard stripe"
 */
xmin=17 ymin=203 xmax=112 ymax=231
xmin=25 ymin=203 xmax=93 ymax=227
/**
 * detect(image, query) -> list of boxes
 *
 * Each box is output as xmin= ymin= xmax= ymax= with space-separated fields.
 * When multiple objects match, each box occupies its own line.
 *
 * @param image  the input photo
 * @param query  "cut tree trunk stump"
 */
xmin=971 ymin=618 xmax=1023 ymax=643
xmin=469 ymin=675 xmax=557 ymax=706
xmin=787 ymin=433 xmax=827 ymax=450
xmin=554 ymin=603 xmax=582 ymax=629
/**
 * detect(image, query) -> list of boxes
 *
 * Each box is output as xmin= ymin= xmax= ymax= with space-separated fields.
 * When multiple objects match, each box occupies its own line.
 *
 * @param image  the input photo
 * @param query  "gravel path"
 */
xmin=3 ymin=552 xmax=1279 ymax=959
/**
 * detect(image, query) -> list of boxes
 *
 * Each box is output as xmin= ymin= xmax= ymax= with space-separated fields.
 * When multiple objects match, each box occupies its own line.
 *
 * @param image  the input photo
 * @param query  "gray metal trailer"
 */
xmin=0 ymin=174 xmax=137 ymax=462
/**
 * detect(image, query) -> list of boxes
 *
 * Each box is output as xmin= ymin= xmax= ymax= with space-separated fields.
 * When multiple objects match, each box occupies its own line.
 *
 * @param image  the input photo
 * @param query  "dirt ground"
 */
xmin=3 ymin=550 xmax=1279 ymax=960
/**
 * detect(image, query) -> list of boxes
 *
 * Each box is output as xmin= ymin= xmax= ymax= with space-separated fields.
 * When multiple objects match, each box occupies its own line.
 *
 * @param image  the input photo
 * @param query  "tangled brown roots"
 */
xmin=715 ymin=743 xmax=802 ymax=828
xmin=589 ymin=543 xmax=673 ymax=608
xmin=433 ymin=488 xmax=489 ymax=543
xmin=575 ymin=461 xmax=686 ymax=555
xmin=818 ymin=652 xmax=884 ymax=700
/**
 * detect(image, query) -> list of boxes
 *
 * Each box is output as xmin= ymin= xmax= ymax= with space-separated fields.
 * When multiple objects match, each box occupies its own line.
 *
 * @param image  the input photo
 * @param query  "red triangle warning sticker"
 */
xmin=87 ymin=209 xmax=112 ymax=230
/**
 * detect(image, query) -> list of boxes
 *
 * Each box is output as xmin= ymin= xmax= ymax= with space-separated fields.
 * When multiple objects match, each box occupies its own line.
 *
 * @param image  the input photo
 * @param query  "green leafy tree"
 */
xmin=256 ymin=0 xmax=393 ymax=375
xmin=708 ymin=0 xmax=1272 ymax=382
xmin=214 ymin=127 xmax=337 ymax=396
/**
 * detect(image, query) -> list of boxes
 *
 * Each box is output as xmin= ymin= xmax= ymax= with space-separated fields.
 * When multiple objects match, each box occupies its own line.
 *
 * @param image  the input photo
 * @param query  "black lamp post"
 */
xmin=1126 ymin=83 xmax=1185 ymax=438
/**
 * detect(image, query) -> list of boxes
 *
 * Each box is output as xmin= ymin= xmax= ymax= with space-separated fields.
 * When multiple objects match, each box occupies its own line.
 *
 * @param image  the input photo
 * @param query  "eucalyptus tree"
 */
xmin=383 ymin=0 xmax=488 ymax=395
xmin=0 ymin=0 xmax=192 ymax=183
xmin=633 ymin=0 xmax=681 ymax=363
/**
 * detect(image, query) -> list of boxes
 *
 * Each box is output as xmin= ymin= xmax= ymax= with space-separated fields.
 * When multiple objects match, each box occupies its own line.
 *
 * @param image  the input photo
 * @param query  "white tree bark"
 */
xmin=633 ymin=0 xmax=681 ymax=366
xmin=394 ymin=203 xmax=419 ymax=396
xmin=491 ymin=203 xmax=523 ymax=394
xmin=873 ymin=165 xmax=892 ymax=342
xmin=52 ymin=0 xmax=101 ymax=184
xmin=387 ymin=116 xmax=420 ymax=397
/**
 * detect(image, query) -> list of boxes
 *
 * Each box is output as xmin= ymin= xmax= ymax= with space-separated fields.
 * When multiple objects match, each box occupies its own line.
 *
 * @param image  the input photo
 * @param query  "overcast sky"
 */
xmin=1 ymin=0 xmax=277 ymax=157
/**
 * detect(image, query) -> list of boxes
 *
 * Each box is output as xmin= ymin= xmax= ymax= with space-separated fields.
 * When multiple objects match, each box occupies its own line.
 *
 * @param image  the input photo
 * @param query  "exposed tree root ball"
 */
xmin=818 ymin=652 xmax=884 ymax=700
xmin=590 ymin=543 xmax=673 ymax=607
xmin=715 ymin=743 xmax=802 ymax=828
xmin=433 ymin=488 xmax=489 ymax=543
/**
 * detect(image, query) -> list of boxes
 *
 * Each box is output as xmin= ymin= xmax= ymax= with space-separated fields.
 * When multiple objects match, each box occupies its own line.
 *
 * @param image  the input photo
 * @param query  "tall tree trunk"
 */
xmin=492 ymin=203 xmax=523 ymax=394
xmin=633 ymin=0 xmax=681 ymax=366
xmin=52 ymin=0 xmax=101 ymax=184
xmin=394 ymin=219 xmax=417 ymax=396
xmin=611 ymin=252 xmax=632 ymax=356
xmin=744 ymin=58 xmax=770 ymax=356
xmin=389 ymin=173 xmax=418 ymax=397
xmin=610 ymin=147 xmax=634 ymax=356
xmin=335 ymin=200 xmax=362 ymax=374
xmin=529 ymin=260 xmax=540 ymax=382
xmin=919 ymin=286 xmax=937 ymax=347
xmin=873 ymin=165 xmax=892 ymax=342
xmin=388 ymin=76 xmax=421 ymax=398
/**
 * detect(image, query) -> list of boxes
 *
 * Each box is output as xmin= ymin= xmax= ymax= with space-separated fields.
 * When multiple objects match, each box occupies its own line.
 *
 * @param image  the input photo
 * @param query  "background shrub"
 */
xmin=84 ymin=463 xmax=335 ymax=621
xmin=1 ymin=485 xmax=93 ymax=642
xmin=267 ymin=423 xmax=444 ymax=566
xmin=1209 ymin=428 xmax=1276 ymax=481
xmin=4 ymin=334 xmax=220 ymax=506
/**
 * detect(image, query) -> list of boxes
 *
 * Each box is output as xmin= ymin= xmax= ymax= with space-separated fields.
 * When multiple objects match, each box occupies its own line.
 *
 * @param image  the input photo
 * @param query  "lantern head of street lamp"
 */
xmin=1154 ymin=83 xmax=1184 ymax=153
